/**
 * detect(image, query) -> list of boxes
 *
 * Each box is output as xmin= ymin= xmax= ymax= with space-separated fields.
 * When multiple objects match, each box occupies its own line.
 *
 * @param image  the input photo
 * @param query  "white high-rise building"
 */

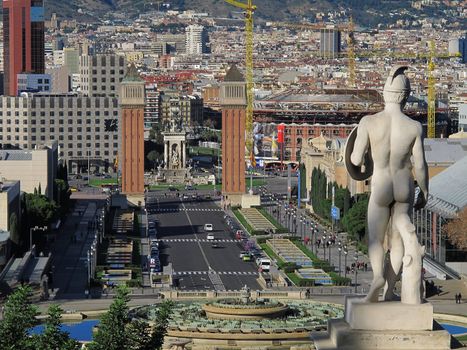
xmin=185 ymin=24 xmax=208 ymax=55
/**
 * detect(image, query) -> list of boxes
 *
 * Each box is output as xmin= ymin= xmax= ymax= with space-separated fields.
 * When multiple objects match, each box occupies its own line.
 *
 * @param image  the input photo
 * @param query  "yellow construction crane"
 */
xmin=347 ymin=17 xmax=356 ymax=88
xmin=224 ymin=0 xmax=256 ymax=154
xmin=427 ymin=40 xmax=436 ymax=138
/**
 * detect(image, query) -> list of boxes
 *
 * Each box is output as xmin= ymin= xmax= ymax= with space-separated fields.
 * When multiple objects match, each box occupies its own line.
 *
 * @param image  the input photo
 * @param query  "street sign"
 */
xmin=331 ymin=206 xmax=340 ymax=220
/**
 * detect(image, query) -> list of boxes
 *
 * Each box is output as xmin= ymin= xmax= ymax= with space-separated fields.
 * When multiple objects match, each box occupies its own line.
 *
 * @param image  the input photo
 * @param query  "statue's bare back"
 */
xmin=347 ymin=66 xmax=428 ymax=305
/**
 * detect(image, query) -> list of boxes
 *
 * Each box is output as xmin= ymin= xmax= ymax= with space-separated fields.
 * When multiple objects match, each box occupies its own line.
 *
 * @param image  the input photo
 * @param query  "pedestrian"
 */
xmin=459 ymin=293 xmax=462 ymax=304
xmin=455 ymin=293 xmax=459 ymax=304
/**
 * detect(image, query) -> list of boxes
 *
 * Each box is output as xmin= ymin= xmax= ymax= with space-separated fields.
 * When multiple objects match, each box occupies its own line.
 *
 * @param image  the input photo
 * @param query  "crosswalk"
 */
xmin=160 ymin=238 xmax=237 ymax=243
xmin=148 ymin=208 xmax=223 ymax=213
xmin=174 ymin=271 xmax=259 ymax=276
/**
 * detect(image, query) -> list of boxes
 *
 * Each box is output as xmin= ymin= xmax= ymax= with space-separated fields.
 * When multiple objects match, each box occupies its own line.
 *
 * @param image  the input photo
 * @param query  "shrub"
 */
xmin=329 ymin=272 xmax=351 ymax=286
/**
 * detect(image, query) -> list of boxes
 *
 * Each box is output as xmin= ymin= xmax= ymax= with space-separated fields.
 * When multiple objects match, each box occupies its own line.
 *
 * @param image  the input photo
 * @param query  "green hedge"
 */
xmin=329 ymin=272 xmax=352 ymax=286
xmin=286 ymin=272 xmax=316 ymax=287
xmin=259 ymin=243 xmax=284 ymax=264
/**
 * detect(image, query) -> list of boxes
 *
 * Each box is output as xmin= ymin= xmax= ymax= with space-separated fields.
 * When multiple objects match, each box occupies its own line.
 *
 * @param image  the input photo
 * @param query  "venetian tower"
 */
xmin=220 ymin=65 xmax=247 ymax=206
xmin=120 ymin=63 xmax=145 ymax=194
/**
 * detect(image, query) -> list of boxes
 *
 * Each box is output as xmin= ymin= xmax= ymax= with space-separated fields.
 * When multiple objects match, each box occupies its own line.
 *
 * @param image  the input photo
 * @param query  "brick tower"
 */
xmin=220 ymin=65 xmax=246 ymax=206
xmin=120 ymin=63 xmax=145 ymax=194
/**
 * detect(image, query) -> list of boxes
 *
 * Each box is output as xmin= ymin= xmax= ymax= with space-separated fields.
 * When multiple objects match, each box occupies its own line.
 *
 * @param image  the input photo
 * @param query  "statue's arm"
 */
xmin=412 ymin=124 xmax=429 ymax=208
xmin=350 ymin=118 xmax=369 ymax=167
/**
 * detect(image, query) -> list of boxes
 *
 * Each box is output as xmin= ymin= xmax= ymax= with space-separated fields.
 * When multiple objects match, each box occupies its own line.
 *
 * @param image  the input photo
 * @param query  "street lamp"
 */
xmin=344 ymin=249 xmax=348 ymax=278
xmin=322 ymin=235 xmax=326 ymax=260
xmin=354 ymin=252 xmax=359 ymax=293
xmin=30 ymin=226 xmax=47 ymax=252
xmin=328 ymin=235 xmax=332 ymax=262
xmin=338 ymin=246 xmax=342 ymax=275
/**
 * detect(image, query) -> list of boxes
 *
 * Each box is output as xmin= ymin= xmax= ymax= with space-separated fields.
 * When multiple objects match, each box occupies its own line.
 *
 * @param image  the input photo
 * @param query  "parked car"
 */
xmin=257 ymin=258 xmax=271 ymax=272
xmin=211 ymin=242 xmax=220 ymax=248
xmin=148 ymin=228 xmax=157 ymax=238
xmin=207 ymin=233 xmax=215 ymax=241
xmin=148 ymin=221 xmax=156 ymax=229
xmin=239 ymin=251 xmax=249 ymax=259
xmin=185 ymin=185 xmax=194 ymax=190
xmin=204 ymin=223 xmax=213 ymax=231
xmin=242 ymin=254 xmax=253 ymax=262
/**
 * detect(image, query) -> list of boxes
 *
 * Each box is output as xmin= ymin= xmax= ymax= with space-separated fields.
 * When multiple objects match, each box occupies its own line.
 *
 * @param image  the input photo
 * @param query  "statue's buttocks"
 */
xmin=345 ymin=66 xmax=429 ymax=305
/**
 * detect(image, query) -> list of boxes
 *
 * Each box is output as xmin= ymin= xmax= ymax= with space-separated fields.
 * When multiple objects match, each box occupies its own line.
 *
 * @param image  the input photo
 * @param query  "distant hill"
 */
xmin=43 ymin=0 xmax=457 ymax=28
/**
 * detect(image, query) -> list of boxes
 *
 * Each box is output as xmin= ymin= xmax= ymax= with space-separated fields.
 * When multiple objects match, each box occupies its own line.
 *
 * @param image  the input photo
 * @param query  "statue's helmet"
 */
xmin=383 ymin=65 xmax=411 ymax=105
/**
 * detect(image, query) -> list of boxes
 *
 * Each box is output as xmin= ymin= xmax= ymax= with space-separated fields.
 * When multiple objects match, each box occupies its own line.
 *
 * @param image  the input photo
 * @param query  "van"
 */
xmin=204 ymin=223 xmax=213 ymax=231
xmin=257 ymin=258 xmax=271 ymax=272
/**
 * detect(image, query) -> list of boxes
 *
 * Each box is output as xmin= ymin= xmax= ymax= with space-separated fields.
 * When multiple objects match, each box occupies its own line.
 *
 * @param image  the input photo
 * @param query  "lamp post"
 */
xmin=344 ymin=248 xmax=348 ymax=278
xmin=30 ymin=226 xmax=47 ymax=252
xmin=322 ymin=235 xmax=326 ymax=260
xmin=338 ymin=246 xmax=342 ymax=275
xmin=328 ymin=235 xmax=332 ymax=262
xmin=354 ymin=252 xmax=359 ymax=293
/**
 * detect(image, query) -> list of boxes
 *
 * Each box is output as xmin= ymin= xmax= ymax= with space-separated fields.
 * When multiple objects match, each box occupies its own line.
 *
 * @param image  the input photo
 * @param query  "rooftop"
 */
xmin=426 ymin=156 xmax=467 ymax=218
xmin=424 ymin=138 xmax=467 ymax=164
xmin=0 ymin=150 xmax=33 ymax=161
xmin=224 ymin=64 xmax=244 ymax=82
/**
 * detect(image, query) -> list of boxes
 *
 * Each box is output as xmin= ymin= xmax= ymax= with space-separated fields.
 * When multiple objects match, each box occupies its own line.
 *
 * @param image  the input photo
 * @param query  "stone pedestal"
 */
xmin=312 ymin=297 xmax=452 ymax=350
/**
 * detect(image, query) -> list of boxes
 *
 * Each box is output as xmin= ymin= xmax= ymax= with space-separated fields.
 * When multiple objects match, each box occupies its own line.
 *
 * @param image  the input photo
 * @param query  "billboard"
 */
xmin=253 ymin=122 xmax=280 ymax=159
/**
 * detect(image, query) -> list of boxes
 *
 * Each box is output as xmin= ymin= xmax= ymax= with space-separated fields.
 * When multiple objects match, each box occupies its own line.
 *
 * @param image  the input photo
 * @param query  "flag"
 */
xmin=114 ymin=155 xmax=119 ymax=171
xmin=250 ymin=149 xmax=256 ymax=168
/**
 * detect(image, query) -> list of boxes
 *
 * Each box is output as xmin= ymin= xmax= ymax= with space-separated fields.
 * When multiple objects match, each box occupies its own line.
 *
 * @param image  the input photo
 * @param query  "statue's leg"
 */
xmin=393 ymin=202 xmax=423 ymax=305
xmin=365 ymin=197 xmax=391 ymax=303
xmin=383 ymin=226 xmax=403 ymax=301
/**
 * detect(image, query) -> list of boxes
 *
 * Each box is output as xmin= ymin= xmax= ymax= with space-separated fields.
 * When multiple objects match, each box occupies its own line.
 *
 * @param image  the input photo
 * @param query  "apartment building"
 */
xmin=0 ymin=94 xmax=119 ymax=173
xmin=160 ymin=91 xmax=203 ymax=127
xmin=79 ymin=54 xmax=127 ymax=97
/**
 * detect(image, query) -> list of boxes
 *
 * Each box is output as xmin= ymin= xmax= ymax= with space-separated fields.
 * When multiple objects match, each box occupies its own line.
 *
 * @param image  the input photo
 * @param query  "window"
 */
xmin=68 ymin=127 xmax=73 ymax=132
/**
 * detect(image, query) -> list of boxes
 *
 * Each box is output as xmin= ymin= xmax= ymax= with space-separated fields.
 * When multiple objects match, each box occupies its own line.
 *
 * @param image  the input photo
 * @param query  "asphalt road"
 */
xmin=146 ymin=191 xmax=261 ymax=291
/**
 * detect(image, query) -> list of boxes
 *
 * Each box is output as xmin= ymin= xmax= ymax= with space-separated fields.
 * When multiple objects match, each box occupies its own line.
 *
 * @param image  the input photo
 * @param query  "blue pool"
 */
xmin=30 ymin=319 xmax=99 ymax=342
xmin=441 ymin=323 xmax=467 ymax=335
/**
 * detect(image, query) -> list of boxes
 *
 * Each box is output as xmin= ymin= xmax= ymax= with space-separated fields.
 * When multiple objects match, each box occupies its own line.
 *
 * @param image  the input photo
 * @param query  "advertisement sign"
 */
xmin=253 ymin=122 xmax=280 ymax=159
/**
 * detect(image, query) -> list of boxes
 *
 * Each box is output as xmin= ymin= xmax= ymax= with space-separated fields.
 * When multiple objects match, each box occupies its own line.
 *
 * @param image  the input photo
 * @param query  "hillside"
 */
xmin=43 ymin=0 xmax=459 ymax=28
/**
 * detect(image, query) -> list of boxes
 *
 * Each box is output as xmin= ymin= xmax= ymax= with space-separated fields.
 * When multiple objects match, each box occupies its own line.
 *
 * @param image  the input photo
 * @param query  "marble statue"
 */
xmin=171 ymin=148 xmax=180 ymax=169
xmin=345 ymin=66 xmax=429 ymax=305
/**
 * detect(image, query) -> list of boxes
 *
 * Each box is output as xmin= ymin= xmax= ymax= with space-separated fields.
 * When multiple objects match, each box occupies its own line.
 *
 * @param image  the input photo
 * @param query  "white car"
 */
xmin=204 ymin=223 xmax=213 ymax=231
xmin=207 ymin=233 xmax=215 ymax=241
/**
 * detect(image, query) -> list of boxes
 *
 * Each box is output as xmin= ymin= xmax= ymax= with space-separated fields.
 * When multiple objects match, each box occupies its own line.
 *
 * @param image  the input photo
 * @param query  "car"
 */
xmin=185 ymin=185 xmax=194 ymax=190
xmin=257 ymin=258 xmax=271 ymax=272
xmin=191 ymin=194 xmax=197 ymax=199
xmin=70 ymin=186 xmax=79 ymax=192
xmin=204 ymin=195 xmax=211 ymax=200
xmin=242 ymin=254 xmax=253 ymax=262
xmin=239 ymin=251 xmax=249 ymax=259
xmin=211 ymin=242 xmax=220 ymax=248
xmin=204 ymin=223 xmax=213 ymax=231
xmin=150 ymin=239 xmax=159 ymax=248
xmin=207 ymin=233 xmax=215 ymax=241
xmin=168 ymin=186 xmax=179 ymax=192
xmin=148 ymin=221 xmax=156 ymax=229
xmin=182 ymin=194 xmax=189 ymax=200
xmin=148 ymin=228 xmax=157 ymax=238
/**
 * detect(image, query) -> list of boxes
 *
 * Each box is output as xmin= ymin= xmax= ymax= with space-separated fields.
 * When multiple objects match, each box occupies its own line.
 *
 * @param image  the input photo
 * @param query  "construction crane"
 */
xmin=224 ymin=0 xmax=256 ymax=154
xmin=347 ymin=17 xmax=356 ymax=88
xmin=427 ymin=40 xmax=436 ymax=138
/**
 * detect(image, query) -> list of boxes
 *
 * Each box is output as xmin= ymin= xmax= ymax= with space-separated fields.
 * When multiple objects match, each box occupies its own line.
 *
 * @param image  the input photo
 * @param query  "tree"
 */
xmin=24 ymin=193 xmax=58 ymax=228
xmin=33 ymin=304 xmax=80 ymax=350
xmin=88 ymin=286 xmax=130 ymax=350
xmin=150 ymin=301 xmax=174 ymax=350
xmin=89 ymin=286 xmax=172 ymax=350
xmin=38 ymin=183 xmax=42 ymax=195
xmin=342 ymin=195 xmax=369 ymax=242
xmin=0 ymin=286 xmax=38 ymax=350
xmin=147 ymin=150 xmax=162 ymax=173
xmin=443 ymin=207 xmax=467 ymax=250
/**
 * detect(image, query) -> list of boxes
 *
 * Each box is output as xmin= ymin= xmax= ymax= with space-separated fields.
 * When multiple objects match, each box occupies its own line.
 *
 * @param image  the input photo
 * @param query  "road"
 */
xmin=146 ymin=191 xmax=261 ymax=291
